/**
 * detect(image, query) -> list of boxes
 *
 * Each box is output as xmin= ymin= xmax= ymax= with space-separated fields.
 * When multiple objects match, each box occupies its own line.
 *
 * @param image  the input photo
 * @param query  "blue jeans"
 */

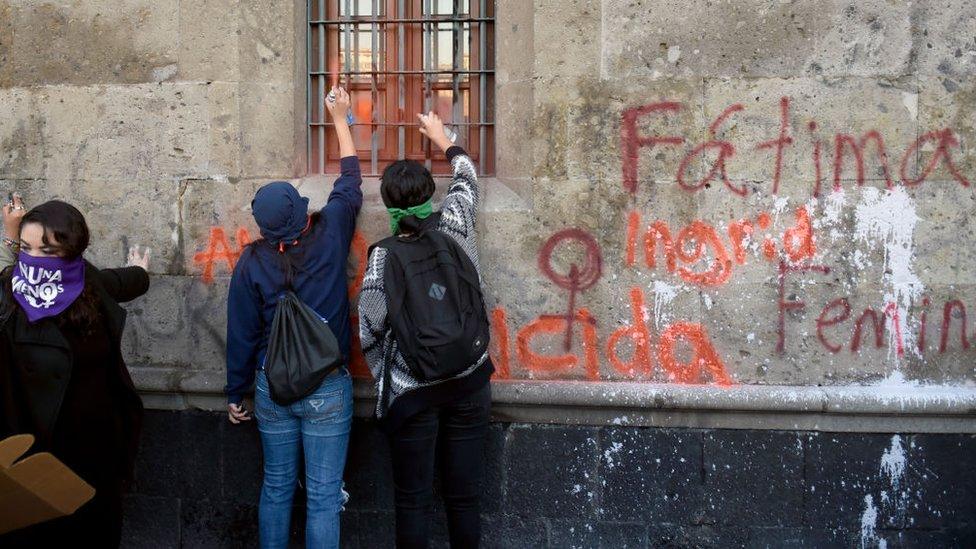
xmin=255 ymin=369 xmax=353 ymax=549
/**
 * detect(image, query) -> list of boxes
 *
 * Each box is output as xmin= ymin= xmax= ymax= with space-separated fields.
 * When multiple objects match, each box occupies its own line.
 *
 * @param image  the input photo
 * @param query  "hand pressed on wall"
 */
xmin=126 ymin=245 xmax=152 ymax=271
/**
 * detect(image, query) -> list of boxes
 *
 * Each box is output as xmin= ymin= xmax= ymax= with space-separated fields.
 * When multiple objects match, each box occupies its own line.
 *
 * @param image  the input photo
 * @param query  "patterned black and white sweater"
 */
xmin=358 ymin=146 xmax=493 ymax=430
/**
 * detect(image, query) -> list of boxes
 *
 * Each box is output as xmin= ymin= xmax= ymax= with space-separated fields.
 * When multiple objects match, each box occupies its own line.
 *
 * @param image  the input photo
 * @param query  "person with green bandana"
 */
xmin=359 ymin=111 xmax=493 ymax=548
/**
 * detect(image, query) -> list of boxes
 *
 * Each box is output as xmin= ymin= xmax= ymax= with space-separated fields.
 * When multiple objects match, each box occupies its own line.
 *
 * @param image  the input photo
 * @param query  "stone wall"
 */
xmin=121 ymin=410 xmax=976 ymax=548
xmin=3 ymin=1 xmax=976 ymax=409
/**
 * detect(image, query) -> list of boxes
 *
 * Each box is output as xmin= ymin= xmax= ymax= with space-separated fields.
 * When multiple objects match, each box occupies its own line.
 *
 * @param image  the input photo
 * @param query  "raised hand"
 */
xmin=417 ymin=111 xmax=452 ymax=152
xmin=2 ymin=193 xmax=26 ymax=238
xmin=326 ymin=86 xmax=352 ymax=124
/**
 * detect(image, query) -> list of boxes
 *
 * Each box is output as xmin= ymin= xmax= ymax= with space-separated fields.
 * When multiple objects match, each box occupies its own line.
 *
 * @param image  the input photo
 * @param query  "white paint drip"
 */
xmin=879 ymin=435 xmax=909 ymax=520
xmin=860 ymin=495 xmax=887 ymax=549
xmin=880 ymin=435 xmax=906 ymax=490
xmin=853 ymin=187 xmax=923 ymax=362
xmin=651 ymin=280 xmax=679 ymax=329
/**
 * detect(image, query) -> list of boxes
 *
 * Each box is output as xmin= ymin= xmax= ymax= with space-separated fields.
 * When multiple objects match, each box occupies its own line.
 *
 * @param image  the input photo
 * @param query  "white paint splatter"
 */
xmin=853 ymin=187 xmax=924 ymax=362
xmin=860 ymin=495 xmax=887 ymax=549
xmin=902 ymin=91 xmax=918 ymax=121
xmin=701 ymin=292 xmax=713 ymax=311
xmin=603 ymin=441 xmax=624 ymax=469
xmin=880 ymin=435 xmax=906 ymax=489
xmin=879 ymin=435 xmax=910 ymax=521
xmin=651 ymin=280 xmax=679 ymax=328
xmin=667 ymin=45 xmax=681 ymax=63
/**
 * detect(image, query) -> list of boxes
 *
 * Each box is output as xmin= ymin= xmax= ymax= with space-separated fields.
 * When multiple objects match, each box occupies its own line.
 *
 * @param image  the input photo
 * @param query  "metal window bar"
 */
xmin=423 ymin=0 xmax=432 ymax=171
xmin=310 ymin=17 xmax=494 ymax=24
xmin=308 ymin=0 xmax=495 ymax=176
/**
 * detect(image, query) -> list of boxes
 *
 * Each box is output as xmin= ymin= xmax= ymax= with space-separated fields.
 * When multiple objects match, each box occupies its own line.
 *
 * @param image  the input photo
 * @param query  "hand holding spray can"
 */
xmin=418 ymin=113 xmax=458 ymax=144
xmin=327 ymin=89 xmax=355 ymax=125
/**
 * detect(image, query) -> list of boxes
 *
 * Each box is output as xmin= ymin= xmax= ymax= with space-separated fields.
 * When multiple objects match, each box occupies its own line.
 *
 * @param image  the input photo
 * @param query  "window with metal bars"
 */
xmin=308 ymin=0 xmax=495 ymax=176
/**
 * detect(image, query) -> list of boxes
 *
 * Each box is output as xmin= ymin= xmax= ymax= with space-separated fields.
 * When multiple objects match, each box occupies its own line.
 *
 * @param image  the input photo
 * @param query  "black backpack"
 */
xmin=252 ymin=239 xmax=344 ymax=406
xmin=373 ymin=215 xmax=490 ymax=384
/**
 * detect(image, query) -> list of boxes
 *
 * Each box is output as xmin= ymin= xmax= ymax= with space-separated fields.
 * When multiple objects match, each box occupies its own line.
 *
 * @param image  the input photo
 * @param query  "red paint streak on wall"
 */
xmin=816 ymin=298 xmax=852 ymax=353
xmin=620 ymin=102 xmax=685 ymax=194
xmin=193 ymin=227 xmax=253 ymax=283
xmin=940 ymin=300 xmax=970 ymax=353
xmin=629 ymin=208 xmax=814 ymax=287
xmin=900 ymin=129 xmax=971 ymax=187
xmin=491 ymin=307 xmax=512 ymax=379
xmin=777 ymin=261 xmax=830 ymax=353
xmin=727 ymin=219 xmax=754 ymax=265
xmin=850 ymin=303 xmax=904 ymax=356
xmin=832 ymin=130 xmax=894 ymax=191
xmin=658 ymin=322 xmax=733 ymax=386
xmin=782 ymin=207 xmax=816 ymax=262
xmin=675 ymin=221 xmax=733 ymax=286
xmin=757 ymin=96 xmax=793 ymax=195
xmin=677 ymin=104 xmax=747 ymax=196
xmin=515 ymin=311 xmax=600 ymax=380
xmin=618 ymin=97 xmax=974 ymax=197
xmin=809 ymin=121 xmax=824 ymax=197
xmin=606 ymin=288 xmax=654 ymax=378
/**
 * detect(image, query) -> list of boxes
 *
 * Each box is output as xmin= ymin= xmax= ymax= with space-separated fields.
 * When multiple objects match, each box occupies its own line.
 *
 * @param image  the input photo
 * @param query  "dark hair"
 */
xmin=1 ymin=200 xmax=101 ymax=331
xmin=20 ymin=200 xmax=91 ymax=258
xmin=380 ymin=160 xmax=435 ymax=209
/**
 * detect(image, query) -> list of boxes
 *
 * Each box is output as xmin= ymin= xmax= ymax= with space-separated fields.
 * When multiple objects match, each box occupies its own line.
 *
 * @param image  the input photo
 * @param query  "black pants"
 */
xmin=388 ymin=383 xmax=491 ymax=549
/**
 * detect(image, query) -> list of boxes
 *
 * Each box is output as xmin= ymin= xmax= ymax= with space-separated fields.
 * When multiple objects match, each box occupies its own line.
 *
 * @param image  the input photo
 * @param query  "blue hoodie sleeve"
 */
xmin=225 ymin=252 xmax=263 ymax=405
xmin=322 ymin=155 xmax=363 ymax=249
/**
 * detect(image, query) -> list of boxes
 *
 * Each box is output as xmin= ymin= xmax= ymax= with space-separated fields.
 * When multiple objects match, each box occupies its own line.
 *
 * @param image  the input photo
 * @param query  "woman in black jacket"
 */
xmin=0 ymin=200 xmax=149 ymax=547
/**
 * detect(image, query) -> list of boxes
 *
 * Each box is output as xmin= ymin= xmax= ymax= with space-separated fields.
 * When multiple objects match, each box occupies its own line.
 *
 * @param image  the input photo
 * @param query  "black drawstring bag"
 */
xmin=263 ymin=291 xmax=344 ymax=405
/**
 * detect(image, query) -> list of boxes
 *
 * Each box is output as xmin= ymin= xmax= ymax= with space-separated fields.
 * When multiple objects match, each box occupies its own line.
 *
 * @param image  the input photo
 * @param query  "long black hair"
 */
xmin=1 ymin=200 xmax=102 ymax=330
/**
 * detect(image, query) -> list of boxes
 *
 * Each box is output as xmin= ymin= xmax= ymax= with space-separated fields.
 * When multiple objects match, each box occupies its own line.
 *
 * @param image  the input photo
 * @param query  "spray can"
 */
xmin=327 ymin=90 xmax=355 ymax=125
xmin=419 ymin=113 xmax=458 ymax=144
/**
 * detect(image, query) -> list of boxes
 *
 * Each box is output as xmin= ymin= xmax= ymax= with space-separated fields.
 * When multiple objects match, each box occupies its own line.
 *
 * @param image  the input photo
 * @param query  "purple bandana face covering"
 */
xmin=11 ymin=252 xmax=86 ymax=323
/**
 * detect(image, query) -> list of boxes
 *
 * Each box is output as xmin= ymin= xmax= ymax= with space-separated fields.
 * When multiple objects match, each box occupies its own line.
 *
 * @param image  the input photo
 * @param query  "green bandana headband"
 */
xmin=388 ymin=199 xmax=434 ymax=234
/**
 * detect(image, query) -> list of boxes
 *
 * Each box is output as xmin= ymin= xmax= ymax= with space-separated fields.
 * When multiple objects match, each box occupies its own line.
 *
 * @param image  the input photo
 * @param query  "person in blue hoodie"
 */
xmin=224 ymin=87 xmax=362 ymax=549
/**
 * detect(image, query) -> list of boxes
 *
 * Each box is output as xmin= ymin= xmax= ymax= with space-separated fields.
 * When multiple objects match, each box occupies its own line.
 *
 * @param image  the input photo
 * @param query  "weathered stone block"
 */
xmin=532 ymin=0 xmax=601 ymax=93
xmin=0 ymin=88 xmax=43 ymax=179
xmin=702 ymin=430 xmax=804 ymax=526
xmin=495 ymin=0 xmax=533 ymax=86
xmin=805 ymin=432 xmax=914 ymax=529
xmin=914 ymin=0 xmax=976 ymax=80
xmin=2 ymin=0 xmax=179 ymax=86
xmin=239 ymin=0 xmax=297 ymax=84
xmin=505 ymin=425 xmax=599 ymax=518
xmin=121 ymin=274 xmax=229 ymax=372
xmin=38 ymin=83 xmax=212 ymax=184
xmin=179 ymin=0 xmax=242 ymax=82
xmin=240 ymin=81 xmax=300 ymax=178
xmin=599 ymin=427 xmax=703 ymax=523
xmin=907 ymin=434 xmax=976 ymax=529
xmin=601 ymin=0 xmax=912 ymax=79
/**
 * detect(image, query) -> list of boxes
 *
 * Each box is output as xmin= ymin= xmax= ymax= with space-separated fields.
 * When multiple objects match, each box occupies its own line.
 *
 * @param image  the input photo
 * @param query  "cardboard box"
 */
xmin=0 ymin=434 xmax=95 ymax=534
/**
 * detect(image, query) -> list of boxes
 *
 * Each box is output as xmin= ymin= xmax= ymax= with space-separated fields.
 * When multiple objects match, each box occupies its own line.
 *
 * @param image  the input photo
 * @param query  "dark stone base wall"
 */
xmin=121 ymin=410 xmax=976 ymax=548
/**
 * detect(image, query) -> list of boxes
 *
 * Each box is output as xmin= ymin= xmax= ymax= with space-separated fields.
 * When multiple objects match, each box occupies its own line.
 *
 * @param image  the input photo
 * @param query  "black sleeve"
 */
xmin=445 ymin=145 xmax=467 ymax=163
xmin=97 ymin=267 xmax=151 ymax=303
